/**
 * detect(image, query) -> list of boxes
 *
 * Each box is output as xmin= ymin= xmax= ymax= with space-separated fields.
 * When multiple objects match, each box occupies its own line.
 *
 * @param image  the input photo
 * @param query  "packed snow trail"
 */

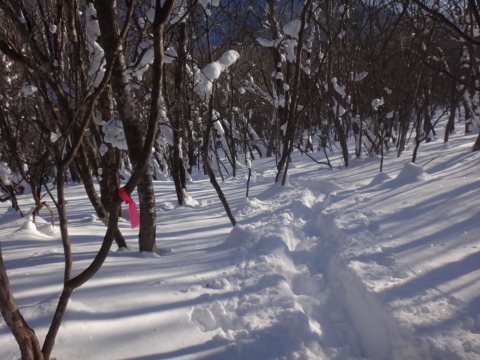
xmin=1 ymin=123 xmax=480 ymax=359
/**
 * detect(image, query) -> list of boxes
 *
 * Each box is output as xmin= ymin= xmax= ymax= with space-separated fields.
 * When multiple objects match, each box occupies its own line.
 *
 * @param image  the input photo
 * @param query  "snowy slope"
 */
xmin=1 ymin=122 xmax=480 ymax=360
xmin=319 ymin=140 xmax=480 ymax=359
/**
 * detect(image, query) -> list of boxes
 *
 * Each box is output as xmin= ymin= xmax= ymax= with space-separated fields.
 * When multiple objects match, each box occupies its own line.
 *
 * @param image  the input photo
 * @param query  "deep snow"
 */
xmin=1 ymin=121 xmax=480 ymax=360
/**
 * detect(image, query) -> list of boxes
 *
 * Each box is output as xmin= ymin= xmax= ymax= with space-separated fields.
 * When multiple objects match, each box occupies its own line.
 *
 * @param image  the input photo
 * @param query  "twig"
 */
xmin=294 ymin=145 xmax=332 ymax=168
xmin=421 ymin=154 xmax=440 ymax=168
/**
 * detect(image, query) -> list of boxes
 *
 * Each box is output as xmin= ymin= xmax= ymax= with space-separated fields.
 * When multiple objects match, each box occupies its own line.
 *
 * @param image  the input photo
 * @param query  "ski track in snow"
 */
xmin=1 ymin=120 xmax=480 ymax=359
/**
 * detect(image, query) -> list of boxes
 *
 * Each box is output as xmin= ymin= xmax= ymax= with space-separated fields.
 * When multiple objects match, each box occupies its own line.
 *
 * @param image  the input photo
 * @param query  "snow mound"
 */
xmin=79 ymin=214 xmax=99 ymax=223
xmin=394 ymin=162 xmax=428 ymax=183
xmin=157 ymin=247 xmax=174 ymax=256
xmin=113 ymin=247 xmax=159 ymax=259
xmin=16 ymin=215 xmax=57 ymax=238
xmin=292 ymin=273 xmax=325 ymax=296
xmin=235 ymin=197 xmax=269 ymax=217
xmin=235 ymin=197 xmax=251 ymax=214
xmin=138 ymin=251 xmax=159 ymax=259
xmin=182 ymin=189 xmax=199 ymax=206
xmin=218 ymin=224 xmax=253 ymax=249
xmin=191 ymin=307 xmax=217 ymax=331
xmin=36 ymin=223 xmax=59 ymax=237
xmin=294 ymin=178 xmax=341 ymax=194
xmin=290 ymin=189 xmax=316 ymax=216
xmin=368 ymin=171 xmax=392 ymax=186
xmin=19 ymin=295 xmax=59 ymax=325
xmin=158 ymin=201 xmax=179 ymax=211
xmin=210 ymin=278 xmax=231 ymax=290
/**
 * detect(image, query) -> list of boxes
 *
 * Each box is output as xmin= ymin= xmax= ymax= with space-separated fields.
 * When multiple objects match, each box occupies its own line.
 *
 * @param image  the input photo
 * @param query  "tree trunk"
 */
xmin=0 ymin=247 xmax=44 ymax=360
xmin=75 ymin=145 xmax=127 ymax=248
xmin=276 ymin=0 xmax=314 ymax=180
xmin=93 ymin=88 xmax=123 ymax=213
xmin=136 ymin=170 xmax=157 ymax=252
xmin=172 ymin=21 xmax=187 ymax=205
xmin=396 ymin=108 xmax=410 ymax=157
xmin=69 ymin=162 xmax=82 ymax=183
xmin=445 ymin=87 xmax=465 ymax=143
xmin=335 ymin=117 xmax=349 ymax=166
xmin=55 ymin=166 xmax=73 ymax=283
xmin=204 ymin=96 xmax=236 ymax=226
xmin=473 ymin=132 xmax=480 ymax=151
xmin=0 ymin=179 xmax=22 ymax=215
xmin=96 ymin=1 xmax=159 ymax=252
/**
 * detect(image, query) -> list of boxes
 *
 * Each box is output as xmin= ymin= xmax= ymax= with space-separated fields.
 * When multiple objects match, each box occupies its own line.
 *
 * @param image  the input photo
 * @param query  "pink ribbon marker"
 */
xmin=118 ymin=187 xmax=140 ymax=229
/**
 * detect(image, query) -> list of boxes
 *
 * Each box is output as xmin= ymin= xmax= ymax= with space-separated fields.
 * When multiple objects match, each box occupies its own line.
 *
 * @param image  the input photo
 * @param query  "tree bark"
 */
xmin=204 ymin=96 xmax=237 ymax=226
xmin=172 ymin=21 xmax=187 ymax=205
xmin=276 ymin=0 xmax=314 ymax=180
xmin=0 ymin=247 xmax=44 ymax=360
xmin=445 ymin=87 xmax=465 ymax=143
xmin=96 ymin=0 xmax=166 ymax=252
xmin=75 ymin=145 xmax=127 ymax=248
xmin=473 ymin=132 xmax=480 ymax=151
xmin=265 ymin=0 xmax=285 ymax=159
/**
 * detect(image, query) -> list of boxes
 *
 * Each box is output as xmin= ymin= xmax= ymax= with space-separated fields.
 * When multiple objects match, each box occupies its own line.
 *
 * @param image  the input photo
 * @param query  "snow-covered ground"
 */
xmin=1 ymin=121 xmax=480 ymax=360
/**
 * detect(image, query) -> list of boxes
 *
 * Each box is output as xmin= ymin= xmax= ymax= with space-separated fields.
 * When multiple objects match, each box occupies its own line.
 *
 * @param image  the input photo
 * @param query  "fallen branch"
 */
xmin=421 ymin=154 xmax=440 ymax=168
xmin=294 ymin=145 xmax=332 ymax=168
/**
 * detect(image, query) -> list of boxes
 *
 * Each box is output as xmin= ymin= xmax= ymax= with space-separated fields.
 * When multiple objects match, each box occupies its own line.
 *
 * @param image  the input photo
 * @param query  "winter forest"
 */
xmin=0 ymin=0 xmax=480 ymax=359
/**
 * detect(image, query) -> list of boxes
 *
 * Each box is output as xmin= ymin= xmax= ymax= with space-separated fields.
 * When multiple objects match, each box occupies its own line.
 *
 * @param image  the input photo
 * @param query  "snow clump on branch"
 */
xmin=283 ymin=20 xmax=302 ymax=39
xmin=102 ymin=120 xmax=128 ymax=150
xmin=372 ymin=98 xmax=384 ymax=111
xmin=131 ymin=41 xmax=177 ymax=81
xmin=85 ymin=3 xmax=105 ymax=87
xmin=21 ymin=85 xmax=37 ymax=97
xmin=195 ymin=50 xmax=240 ymax=100
xmin=147 ymin=0 xmax=217 ymax=24
xmin=0 ymin=162 xmax=12 ymax=185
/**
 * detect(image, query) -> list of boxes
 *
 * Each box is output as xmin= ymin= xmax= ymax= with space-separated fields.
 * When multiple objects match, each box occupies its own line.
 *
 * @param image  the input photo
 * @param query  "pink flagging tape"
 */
xmin=118 ymin=187 xmax=140 ymax=229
